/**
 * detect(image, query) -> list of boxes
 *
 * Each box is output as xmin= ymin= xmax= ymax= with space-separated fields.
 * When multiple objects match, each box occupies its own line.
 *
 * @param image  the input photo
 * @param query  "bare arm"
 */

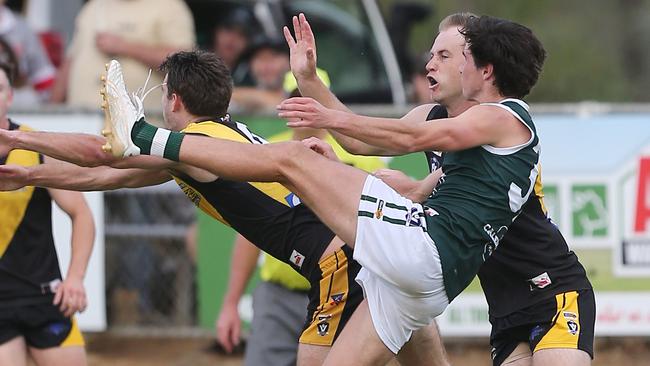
xmin=2 ymin=129 xmax=117 ymax=167
xmin=279 ymin=100 xmax=522 ymax=153
xmin=47 ymin=182 xmax=95 ymax=317
xmin=282 ymin=14 xmax=443 ymax=155
xmin=95 ymin=32 xmax=188 ymax=69
xmin=216 ymin=234 xmax=260 ymax=353
xmin=49 ymin=58 xmax=71 ymax=103
xmin=0 ymin=158 xmax=171 ymax=192
xmin=0 ymin=128 xmax=181 ymax=171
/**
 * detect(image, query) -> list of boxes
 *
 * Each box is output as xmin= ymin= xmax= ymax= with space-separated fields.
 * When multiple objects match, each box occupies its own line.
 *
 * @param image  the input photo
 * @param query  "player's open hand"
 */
xmin=278 ymin=97 xmax=343 ymax=129
xmin=373 ymin=169 xmax=417 ymax=197
xmin=283 ymin=13 xmax=318 ymax=82
xmin=0 ymin=164 xmax=30 ymax=191
xmin=302 ymin=137 xmax=340 ymax=162
xmin=215 ymin=302 xmax=241 ymax=354
xmin=54 ymin=276 xmax=87 ymax=317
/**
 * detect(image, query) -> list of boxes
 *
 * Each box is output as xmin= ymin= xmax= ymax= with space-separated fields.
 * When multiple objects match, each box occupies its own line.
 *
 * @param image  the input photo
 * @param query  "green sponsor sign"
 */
xmin=572 ymin=184 xmax=608 ymax=237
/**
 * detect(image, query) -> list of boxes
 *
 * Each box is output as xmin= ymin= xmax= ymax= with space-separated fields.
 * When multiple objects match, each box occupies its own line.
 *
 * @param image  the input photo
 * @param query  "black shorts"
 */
xmin=490 ymin=289 xmax=595 ymax=366
xmin=300 ymin=244 xmax=363 ymax=346
xmin=0 ymin=302 xmax=84 ymax=349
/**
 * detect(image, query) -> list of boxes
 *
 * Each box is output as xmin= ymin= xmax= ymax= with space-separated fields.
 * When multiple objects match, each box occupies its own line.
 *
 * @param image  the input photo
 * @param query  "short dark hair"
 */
xmin=461 ymin=16 xmax=546 ymax=98
xmin=159 ymin=50 xmax=233 ymax=118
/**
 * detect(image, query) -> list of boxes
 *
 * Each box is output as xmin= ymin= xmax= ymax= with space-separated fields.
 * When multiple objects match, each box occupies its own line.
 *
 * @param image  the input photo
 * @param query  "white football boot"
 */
xmin=100 ymin=60 xmax=142 ymax=157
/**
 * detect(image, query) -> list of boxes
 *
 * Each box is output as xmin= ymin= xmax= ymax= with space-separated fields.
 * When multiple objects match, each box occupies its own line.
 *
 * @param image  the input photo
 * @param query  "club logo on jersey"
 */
xmin=567 ymin=320 xmax=579 ymax=335
xmin=290 ymin=250 xmax=305 ymax=268
xmin=483 ymin=224 xmax=508 ymax=248
xmin=482 ymin=224 xmax=508 ymax=260
xmin=528 ymin=272 xmax=552 ymax=290
xmin=285 ymin=193 xmax=301 ymax=207
xmin=330 ymin=293 xmax=344 ymax=305
xmin=375 ymin=200 xmax=385 ymax=219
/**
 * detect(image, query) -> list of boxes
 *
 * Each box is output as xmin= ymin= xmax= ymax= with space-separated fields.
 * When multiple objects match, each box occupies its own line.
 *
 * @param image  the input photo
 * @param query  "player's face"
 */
xmin=0 ymin=70 xmax=13 ymax=121
xmin=460 ymin=44 xmax=482 ymax=101
xmin=425 ymin=28 xmax=466 ymax=107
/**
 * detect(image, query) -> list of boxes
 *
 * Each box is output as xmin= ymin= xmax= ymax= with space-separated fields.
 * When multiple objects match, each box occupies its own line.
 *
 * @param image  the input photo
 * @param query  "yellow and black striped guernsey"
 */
xmin=172 ymin=118 xmax=335 ymax=277
xmin=0 ymin=121 xmax=63 ymax=305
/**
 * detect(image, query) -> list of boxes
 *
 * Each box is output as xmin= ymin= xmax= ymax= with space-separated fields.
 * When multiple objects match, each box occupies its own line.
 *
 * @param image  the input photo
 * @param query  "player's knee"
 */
xmin=272 ymin=140 xmax=310 ymax=169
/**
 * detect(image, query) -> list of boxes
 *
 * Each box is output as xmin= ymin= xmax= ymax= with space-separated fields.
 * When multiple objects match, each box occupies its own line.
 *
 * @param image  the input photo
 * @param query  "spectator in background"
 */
xmin=0 ymin=1 xmax=56 ymax=105
xmin=230 ymin=36 xmax=289 ymax=112
xmin=211 ymin=7 xmax=255 ymax=86
xmin=50 ymin=0 xmax=195 ymax=112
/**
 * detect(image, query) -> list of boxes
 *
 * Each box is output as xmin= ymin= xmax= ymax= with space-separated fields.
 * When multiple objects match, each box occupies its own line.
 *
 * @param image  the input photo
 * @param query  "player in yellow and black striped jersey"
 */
xmin=0 ymin=60 xmax=94 ymax=366
xmin=175 ymin=118 xmax=368 ymax=349
xmin=0 ymin=58 xmax=94 ymax=366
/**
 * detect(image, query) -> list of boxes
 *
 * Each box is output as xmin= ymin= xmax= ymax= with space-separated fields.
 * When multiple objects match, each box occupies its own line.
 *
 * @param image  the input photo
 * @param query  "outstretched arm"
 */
xmin=0 ymin=128 xmax=180 ymax=170
xmin=0 ymin=158 xmax=171 ymax=192
xmin=279 ymin=99 xmax=517 ymax=153
xmin=283 ymin=13 xmax=396 ymax=156
xmin=0 ymin=128 xmax=114 ymax=167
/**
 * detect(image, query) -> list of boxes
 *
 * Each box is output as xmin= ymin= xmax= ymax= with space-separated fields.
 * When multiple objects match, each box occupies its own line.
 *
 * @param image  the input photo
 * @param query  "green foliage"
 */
xmin=379 ymin=0 xmax=647 ymax=101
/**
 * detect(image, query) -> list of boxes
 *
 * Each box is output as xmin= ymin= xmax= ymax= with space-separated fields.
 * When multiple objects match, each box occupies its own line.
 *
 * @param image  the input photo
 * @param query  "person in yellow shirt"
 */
xmin=215 ymin=70 xmax=385 ymax=365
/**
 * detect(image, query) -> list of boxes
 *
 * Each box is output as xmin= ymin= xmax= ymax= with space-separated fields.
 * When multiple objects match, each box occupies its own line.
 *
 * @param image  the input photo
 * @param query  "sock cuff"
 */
xmin=163 ymin=132 xmax=185 ymax=161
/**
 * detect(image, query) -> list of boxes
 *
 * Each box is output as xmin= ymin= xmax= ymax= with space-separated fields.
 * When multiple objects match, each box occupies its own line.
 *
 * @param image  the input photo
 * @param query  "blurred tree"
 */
xmin=378 ymin=0 xmax=647 ymax=102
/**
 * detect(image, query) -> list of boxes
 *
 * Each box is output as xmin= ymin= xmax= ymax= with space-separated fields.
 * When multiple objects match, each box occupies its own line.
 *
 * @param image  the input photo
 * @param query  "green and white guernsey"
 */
xmin=424 ymin=98 xmax=540 ymax=301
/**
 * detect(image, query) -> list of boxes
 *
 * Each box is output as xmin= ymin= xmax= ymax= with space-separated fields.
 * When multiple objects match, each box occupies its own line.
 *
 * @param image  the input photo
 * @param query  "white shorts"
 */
xmin=354 ymin=175 xmax=449 ymax=354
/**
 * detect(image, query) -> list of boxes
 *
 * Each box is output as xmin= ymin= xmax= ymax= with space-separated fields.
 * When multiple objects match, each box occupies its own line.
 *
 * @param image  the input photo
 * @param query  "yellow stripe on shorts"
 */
xmin=534 ymin=291 xmax=580 ymax=352
xmin=299 ymin=248 xmax=349 ymax=346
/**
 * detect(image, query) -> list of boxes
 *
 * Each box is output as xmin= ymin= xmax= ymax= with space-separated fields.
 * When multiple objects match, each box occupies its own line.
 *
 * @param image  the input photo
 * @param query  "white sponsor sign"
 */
xmin=436 ymin=292 xmax=650 ymax=337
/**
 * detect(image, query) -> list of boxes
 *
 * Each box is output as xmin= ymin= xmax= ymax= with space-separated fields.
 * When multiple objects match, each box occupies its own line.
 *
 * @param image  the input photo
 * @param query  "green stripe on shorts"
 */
xmin=382 ymin=216 xmax=406 ymax=225
xmin=358 ymin=211 xmax=374 ymax=218
xmin=385 ymin=202 xmax=407 ymax=211
xmin=360 ymin=195 xmax=377 ymax=203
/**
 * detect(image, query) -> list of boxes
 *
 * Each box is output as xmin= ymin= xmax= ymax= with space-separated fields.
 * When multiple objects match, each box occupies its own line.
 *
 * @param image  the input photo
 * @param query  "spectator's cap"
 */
xmin=245 ymin=35 xmax=289 ymax=59
xmin=219 ymin=7 xmax=255 ymax=36
xmin=283 ymin=68 xmax=331 ymax=95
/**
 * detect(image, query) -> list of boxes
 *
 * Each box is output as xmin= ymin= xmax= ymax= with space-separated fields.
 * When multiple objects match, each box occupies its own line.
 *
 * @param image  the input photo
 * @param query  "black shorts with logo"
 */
xmin=0 ymin=302 xmax=84 ymax=349
xmin=490 ymin=289 xmax=595 ymax=366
